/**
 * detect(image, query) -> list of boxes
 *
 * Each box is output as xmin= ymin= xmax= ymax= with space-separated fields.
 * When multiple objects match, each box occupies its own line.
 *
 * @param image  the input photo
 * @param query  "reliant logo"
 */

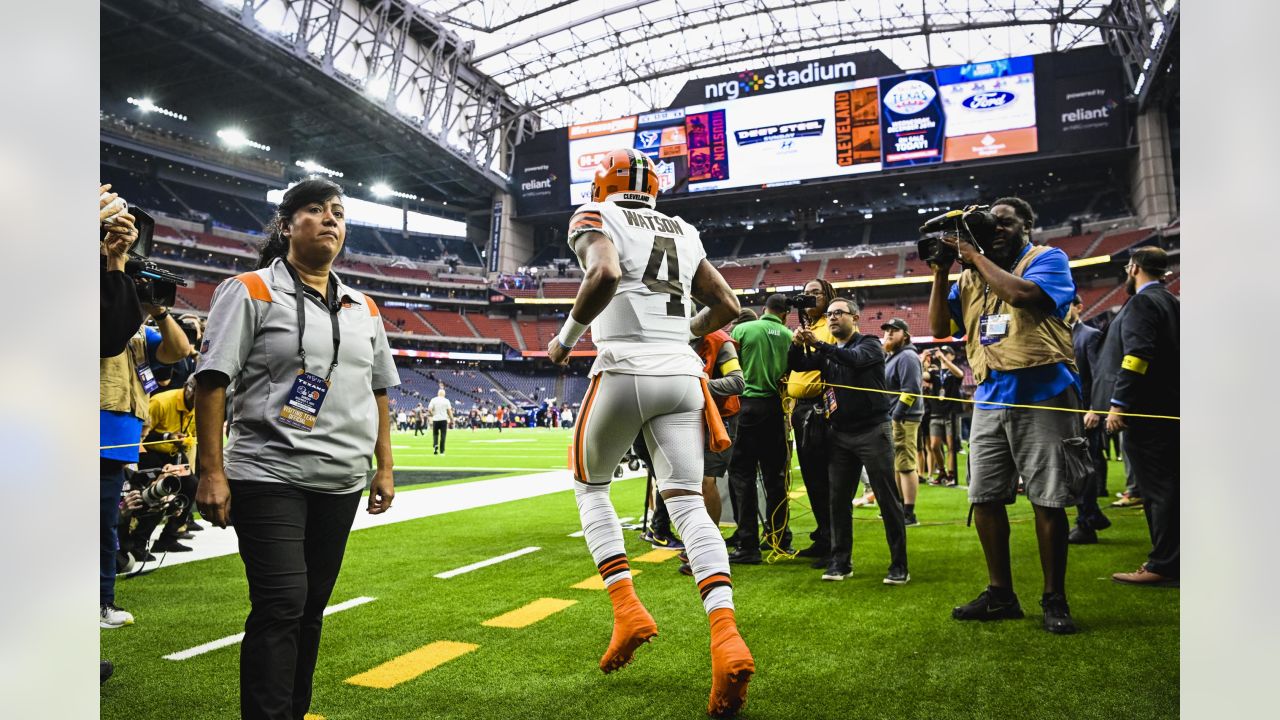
xmin=520 ymin=174 xmax=556 ymax=192
xmin=703 ymin=60 xmax=858 ymax=101
xmin=962 ymin=91 xmax=1015 ymax=110
xmin=883 ymin=79 xmax=937 ymax=115
xmin=1061 ymin=101 xmax=1116 ymax=124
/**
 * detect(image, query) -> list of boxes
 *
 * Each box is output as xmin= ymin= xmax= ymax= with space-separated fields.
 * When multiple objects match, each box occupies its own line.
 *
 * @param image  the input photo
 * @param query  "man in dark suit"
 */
xmin=1087 ymin=247 xmax=1180 ymax=586
xmin=1067 ymin=296 xmax=1111 ymax=544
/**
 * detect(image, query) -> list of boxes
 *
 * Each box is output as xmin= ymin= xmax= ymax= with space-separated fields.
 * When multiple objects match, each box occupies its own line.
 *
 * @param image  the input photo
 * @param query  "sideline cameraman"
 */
xmin=927 ymin=196 xmax=1084 ymax=634
xmin=99 ymin=191 xmax=193 ymax=629
xmin=789 ymin=298 xmax=909 ymax=585
xmin=785 ymin=279 xmax=838 ymax=560
xmin=128 ymin=376 xmax=200 ymax=558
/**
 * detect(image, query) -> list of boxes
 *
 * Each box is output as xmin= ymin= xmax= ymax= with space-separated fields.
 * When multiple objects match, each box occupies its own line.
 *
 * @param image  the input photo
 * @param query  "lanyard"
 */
xmin=284 ymin=261 xmax=342 ymax=382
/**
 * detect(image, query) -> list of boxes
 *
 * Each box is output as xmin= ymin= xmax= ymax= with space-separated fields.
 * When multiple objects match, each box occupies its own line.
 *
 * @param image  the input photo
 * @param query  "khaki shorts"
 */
xmin=966 ymin=388 xmax=1090 ymax=508
xmin=891 ymin=420 xmax=921 ymax=473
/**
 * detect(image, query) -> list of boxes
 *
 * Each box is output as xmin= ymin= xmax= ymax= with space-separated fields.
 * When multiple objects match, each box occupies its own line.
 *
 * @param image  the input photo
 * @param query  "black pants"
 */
xmin=101 ymin=458 xmax=126 ymax=606
xmin=792 ymin=400 xmax=830 ymax=551
xmin=826 ymin=420 xmax=907 ymax=572
xmin=1074 ymin=425 xmax=1110 ymax=527
xmin=229 ymin=480 xmax=362 ymax=720
xmin=1124 ymin=419 xmax=1179 ymax=578
xmin=726 ymin=396 xmax=790 ymax=550
xmin=432 ymin=420 xmax=448 ymax=452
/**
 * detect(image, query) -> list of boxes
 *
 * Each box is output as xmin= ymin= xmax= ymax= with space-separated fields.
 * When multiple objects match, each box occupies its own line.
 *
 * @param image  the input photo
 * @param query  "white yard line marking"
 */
xmin=568 ymin=517 xmax=632 ymax=538
xmin=434 ymin=547 xmax=541 ymax=579
xmin=164 ymin=597 xmax=376 ymax=661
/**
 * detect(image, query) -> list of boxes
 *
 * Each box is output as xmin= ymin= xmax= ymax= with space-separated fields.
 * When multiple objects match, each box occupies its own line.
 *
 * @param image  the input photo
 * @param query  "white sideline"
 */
xmin=433 ymin=546 xmax=541 ymax=579
xmin=125 ymin=469 xmax=644 ymax=572
xmin=163 ymin=596 xmax=376 ymax=661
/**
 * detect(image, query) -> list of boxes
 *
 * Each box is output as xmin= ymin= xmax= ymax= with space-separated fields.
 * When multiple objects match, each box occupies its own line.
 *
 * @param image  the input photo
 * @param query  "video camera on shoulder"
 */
xmin=917 ymin=205 xmax=998 ymax=268
xmin=117 ymin=207 xmax=188 ymax=307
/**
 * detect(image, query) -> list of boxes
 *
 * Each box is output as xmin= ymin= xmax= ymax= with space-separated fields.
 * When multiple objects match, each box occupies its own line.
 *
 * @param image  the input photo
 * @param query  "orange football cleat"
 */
xmin=706 ymin=607 xmax=755 ymax=718
xmin=600 ymin=578 xmax=658 ymax=673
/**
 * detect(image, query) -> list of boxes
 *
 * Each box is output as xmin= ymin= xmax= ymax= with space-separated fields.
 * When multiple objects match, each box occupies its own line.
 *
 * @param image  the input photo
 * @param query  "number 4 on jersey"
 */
xmin=642 ymin=235 xmax=684 ymax=317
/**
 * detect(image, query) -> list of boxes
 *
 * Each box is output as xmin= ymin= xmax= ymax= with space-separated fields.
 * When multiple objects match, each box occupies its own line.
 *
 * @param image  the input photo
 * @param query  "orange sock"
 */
xmin=599 ymin=578 xmax=658 ymax=674
xmin=707 ymin=608 xmax=755 ymax=718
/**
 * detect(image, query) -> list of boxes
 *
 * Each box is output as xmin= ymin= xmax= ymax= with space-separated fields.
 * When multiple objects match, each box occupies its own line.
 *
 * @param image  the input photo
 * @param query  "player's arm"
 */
xmin=689 ymin=258 xmax=740 ymax=338
xmin=549 ymin=231 xmax=621 ymax=365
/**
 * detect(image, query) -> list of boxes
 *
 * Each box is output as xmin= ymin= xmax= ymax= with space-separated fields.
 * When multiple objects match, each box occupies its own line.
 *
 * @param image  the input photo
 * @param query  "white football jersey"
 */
xmin=567 ymin=200 xmax=706 ymax=377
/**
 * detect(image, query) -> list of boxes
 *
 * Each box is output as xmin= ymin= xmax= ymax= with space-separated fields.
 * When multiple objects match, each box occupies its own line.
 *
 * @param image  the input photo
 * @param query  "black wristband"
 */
xmin=153 ymin=310 xmax=171 ymax=323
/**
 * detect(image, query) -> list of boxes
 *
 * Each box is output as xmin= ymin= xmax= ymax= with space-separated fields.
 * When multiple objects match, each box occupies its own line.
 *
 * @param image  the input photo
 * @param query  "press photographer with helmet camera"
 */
xmin=925 ymin=197 xmax=1089 ymax=635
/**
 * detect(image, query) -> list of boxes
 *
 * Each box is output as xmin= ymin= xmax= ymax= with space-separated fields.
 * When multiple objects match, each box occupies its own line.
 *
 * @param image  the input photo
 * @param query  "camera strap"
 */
xmin=284 ymin=261 xmax=341 ymax=383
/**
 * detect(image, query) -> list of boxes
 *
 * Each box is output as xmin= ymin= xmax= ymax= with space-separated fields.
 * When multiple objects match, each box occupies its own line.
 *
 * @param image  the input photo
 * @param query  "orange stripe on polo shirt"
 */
xmin=234 ymin=272 xmax=272 ymax=302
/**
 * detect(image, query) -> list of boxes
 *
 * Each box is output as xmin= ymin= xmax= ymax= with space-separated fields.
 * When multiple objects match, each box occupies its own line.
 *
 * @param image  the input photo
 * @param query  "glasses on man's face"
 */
xmin=825 ymin=310 xmax=851 ymax=320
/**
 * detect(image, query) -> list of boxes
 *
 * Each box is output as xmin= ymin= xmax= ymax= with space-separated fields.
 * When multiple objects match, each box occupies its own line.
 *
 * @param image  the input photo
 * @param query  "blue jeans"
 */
xmin=100 ymin=459 xmax=125 ymax=605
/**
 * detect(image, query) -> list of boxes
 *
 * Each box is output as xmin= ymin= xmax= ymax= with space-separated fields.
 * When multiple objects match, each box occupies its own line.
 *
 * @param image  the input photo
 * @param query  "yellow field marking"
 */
xmin=345 ymin=641 xmax=480 ymax=689
xmin=634 ymin=549 xmax=680 ymax=563
xmin=304 ymin=715 xmax=325 ymax=720
xmin=482 ymin=598 xmax=578 ymax=628
xmin=571 ymin=569 xmax=642 ymax=590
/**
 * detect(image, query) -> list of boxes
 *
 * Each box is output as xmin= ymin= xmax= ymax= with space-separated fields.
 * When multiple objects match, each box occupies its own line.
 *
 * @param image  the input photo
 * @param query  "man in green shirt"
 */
xmin=726 ymin=294 xmax=795 ymax=563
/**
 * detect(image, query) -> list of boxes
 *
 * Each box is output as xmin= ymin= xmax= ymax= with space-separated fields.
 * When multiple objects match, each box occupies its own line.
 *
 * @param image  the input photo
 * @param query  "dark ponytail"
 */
xmin=257 ymin=177 xmax=345 ymax=269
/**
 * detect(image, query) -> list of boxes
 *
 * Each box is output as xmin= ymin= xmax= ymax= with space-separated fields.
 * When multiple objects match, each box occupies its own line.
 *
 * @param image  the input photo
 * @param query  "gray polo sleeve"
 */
xmin=194 ymin=277 xmax=259 ymax=382
xmin=368 ymin=299 xmax=400 ymax=391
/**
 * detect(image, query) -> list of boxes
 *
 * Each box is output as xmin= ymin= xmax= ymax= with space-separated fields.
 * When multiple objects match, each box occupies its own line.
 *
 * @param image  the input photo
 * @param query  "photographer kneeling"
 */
xmin=925 ymin=197 xmax=1085 ymax=634
xmin=788 ymin=298 xmax=909 ymax=585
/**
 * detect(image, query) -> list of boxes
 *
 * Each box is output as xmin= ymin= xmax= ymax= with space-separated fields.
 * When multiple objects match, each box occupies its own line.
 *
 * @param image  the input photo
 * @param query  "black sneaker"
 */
xmin=1040 ymin=592 xmax=1078 ymax=634
xmin=821 ymin=562 xmax=852 ymax=581
xmin=677 ymin=562 xmax=694 ymax=577
xmin=809 ymin=558 xmax=828 ymax=569
xmin=796 ymin=544 xmax=830 ymax=559
xmin=184 ymin=521 xmax=205 ymax=532
xmin=952 ymin=587 xmax=1025 ymax=621
xmin=883 ymin=566 xmax=910 ymax=585
xmin=150 ymin=539 xmax=193 ymax=553
xmin=1067 ymin=526 xmax=1098 ymax=545
xmin=100 ymin=660 xmax=114 ymax=685
xmin=129 ymin=549 xmax=157 ymax=563
xmin=903 ymin=513 xmax=920 ymax=527
xmin=728 ymin=549 xmax=762 ymax=565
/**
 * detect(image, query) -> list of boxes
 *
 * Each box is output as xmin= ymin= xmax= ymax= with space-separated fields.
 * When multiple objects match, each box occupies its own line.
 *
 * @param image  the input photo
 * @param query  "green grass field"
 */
xmin=102 ymin=428 xmax=1178 ymax=719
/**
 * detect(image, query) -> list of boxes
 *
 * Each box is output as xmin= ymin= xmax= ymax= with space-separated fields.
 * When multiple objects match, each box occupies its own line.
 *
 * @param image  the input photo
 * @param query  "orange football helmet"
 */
xmin=591 ymin=148 xmax=659 ymax=208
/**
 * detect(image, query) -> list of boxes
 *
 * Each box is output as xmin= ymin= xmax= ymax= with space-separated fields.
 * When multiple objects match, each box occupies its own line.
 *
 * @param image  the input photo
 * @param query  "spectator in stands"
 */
xmin=785 ymin=279 xmax=837 ymax=562
xmin=192 ymin=177 xmax=398 ymax=719
xmin=1089 ymin=247 xmax=1179 ymax=586
xmin=789 ymin=298 xmax=909 ymax=584
xmin=727 ymin=294 xmax=794 ymax=563
xmin=1066 ymin=296 xmax=1111 ymax=544
xmin=881 ymin=318 xmax=923 ymax=527
xmin=928 ymin=196 xmax=1084 ymax=634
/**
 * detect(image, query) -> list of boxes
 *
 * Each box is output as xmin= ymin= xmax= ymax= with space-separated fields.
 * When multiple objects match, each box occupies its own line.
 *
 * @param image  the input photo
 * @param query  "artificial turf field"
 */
xmin=101 ymin=427 xmax=1178 ymax=719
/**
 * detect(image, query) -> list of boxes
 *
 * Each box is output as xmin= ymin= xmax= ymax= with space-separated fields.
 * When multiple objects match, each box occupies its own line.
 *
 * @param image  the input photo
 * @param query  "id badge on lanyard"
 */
xmin=979 ymin=313 xmax=1011 ymax=346
xmin=276 ymin=264 xmax=341 ymax=433
xmin=136 ymin=362 xmax=159 ymax=394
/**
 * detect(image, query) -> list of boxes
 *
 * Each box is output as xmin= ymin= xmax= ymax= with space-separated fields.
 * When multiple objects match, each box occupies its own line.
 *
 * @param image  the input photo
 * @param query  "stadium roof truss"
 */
xmin=408 ymin=0 xmax=1168 ymax=128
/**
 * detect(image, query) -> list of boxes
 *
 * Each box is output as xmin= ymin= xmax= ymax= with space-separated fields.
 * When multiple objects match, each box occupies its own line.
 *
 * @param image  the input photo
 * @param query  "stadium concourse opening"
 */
xmin=99 ymin=1 xmax=1179 ymax=718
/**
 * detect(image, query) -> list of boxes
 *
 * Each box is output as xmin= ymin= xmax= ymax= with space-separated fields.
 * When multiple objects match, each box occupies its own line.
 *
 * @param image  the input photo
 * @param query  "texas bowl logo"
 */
xmin=883 ymin=79 xmax=937 ymax=115
xmin=962 ymin=91 xmax=1015 ymax=110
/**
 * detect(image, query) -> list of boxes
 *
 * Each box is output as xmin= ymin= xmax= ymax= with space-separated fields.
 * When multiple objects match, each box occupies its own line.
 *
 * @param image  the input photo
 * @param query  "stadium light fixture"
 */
xmin=370 ymin=182 xmax=392 ymax=198
xmin=217 ymin=128 xmax=271 ymax=152
xmin=864 ymin=212 xmax=874 ymax=219
xmin=296 ymin=159 xmax=344 ymax=178
xmin=127 ymin=96 xmax=187 ymax=121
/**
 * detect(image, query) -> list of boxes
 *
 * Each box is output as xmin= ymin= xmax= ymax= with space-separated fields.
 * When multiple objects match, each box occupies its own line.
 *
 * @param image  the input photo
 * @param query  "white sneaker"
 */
xmin=100 ymin=603 xmax=135 ymax=629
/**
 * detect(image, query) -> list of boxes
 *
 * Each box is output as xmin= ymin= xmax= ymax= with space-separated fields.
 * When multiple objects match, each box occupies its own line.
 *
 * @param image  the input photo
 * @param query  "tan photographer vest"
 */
xmin=99 ymin=330 xmax=151 ymax=421
xmin=958 ymin=244 xmax=1077 ymax=385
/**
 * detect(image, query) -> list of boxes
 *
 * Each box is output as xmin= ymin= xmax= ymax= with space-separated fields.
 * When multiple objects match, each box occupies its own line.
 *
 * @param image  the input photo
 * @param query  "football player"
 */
xmin=548 ymin=148 xmax=753 ymax=717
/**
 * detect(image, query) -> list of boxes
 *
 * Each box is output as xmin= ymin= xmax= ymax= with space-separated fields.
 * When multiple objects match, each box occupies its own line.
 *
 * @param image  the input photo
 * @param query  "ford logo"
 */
xmin=963 ymin=91 xmax=1015 ymax=110
xmin=883 ymin=79 xmax=937 ymax=115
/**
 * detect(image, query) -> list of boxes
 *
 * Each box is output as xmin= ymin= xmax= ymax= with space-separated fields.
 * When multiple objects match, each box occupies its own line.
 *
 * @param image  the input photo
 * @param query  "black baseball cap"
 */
xmin=880 ymin=318 xmax=909 ymax=333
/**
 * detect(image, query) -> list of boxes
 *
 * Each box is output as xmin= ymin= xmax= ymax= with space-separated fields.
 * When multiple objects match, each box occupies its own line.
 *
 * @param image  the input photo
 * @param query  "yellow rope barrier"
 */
xmin=783 ymin=379 xmax=1180 ymax=421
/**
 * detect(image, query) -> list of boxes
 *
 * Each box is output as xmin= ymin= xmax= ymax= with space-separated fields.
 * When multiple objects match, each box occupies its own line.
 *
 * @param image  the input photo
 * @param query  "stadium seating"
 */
xmin=1048 ymin=232 xmax=1102 ymax=258
xmin=483 ymin=369 xmax=558 ymax=403
xmin=467 ymin=314 xmax=521 ymax=348
xmin=760 ymin=259 xmax=823 ymax=286
xmin=540 ymin=280 xmax=580 ymax=298
xmin=825 ymin=255 xmax=899 ymax=281
xmin=1091 ymin=227 xmax=1154 ymax=258
xmin=381 ymin=307 xmax=436 ymax=335
xmin=419 ymin=310 xmax=478 ymax=339
xmin=716 ymin=264 xmax=764 ymax=290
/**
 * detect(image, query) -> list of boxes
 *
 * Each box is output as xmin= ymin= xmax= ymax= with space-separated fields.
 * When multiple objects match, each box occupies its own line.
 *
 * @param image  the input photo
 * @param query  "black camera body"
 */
xmin=786 ymin=294 xmax=818 ymax=310
xmin=126 ymin=466 xmax=190 ymax=517
xmin=917 ymin=206 xmax=998 ymax=268
xmin=115 ymin=207 xmax=188 ymax=306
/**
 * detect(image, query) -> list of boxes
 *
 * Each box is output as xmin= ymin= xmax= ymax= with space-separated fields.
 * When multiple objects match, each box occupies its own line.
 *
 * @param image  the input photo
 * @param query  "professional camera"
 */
xmin=126 ymin=465 xmax=190 ymax=516
xmin=786 ymin=293 xmax=819 ymax=329
xmin=917 ymin=205 xmax=998 ymax=268
xmin=112 ymin=206 xmax=188 ymax=306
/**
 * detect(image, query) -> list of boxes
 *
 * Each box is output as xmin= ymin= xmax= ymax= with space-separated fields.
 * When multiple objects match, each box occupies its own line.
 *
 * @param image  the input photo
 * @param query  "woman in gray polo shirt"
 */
xmin=193 ymin=178 xmax=398 ymax=720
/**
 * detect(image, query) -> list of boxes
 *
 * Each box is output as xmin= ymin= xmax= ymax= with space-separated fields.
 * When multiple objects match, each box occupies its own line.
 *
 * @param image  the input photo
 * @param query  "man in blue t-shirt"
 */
xmin=927 ymin=197 xmax=1086 ymax=635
